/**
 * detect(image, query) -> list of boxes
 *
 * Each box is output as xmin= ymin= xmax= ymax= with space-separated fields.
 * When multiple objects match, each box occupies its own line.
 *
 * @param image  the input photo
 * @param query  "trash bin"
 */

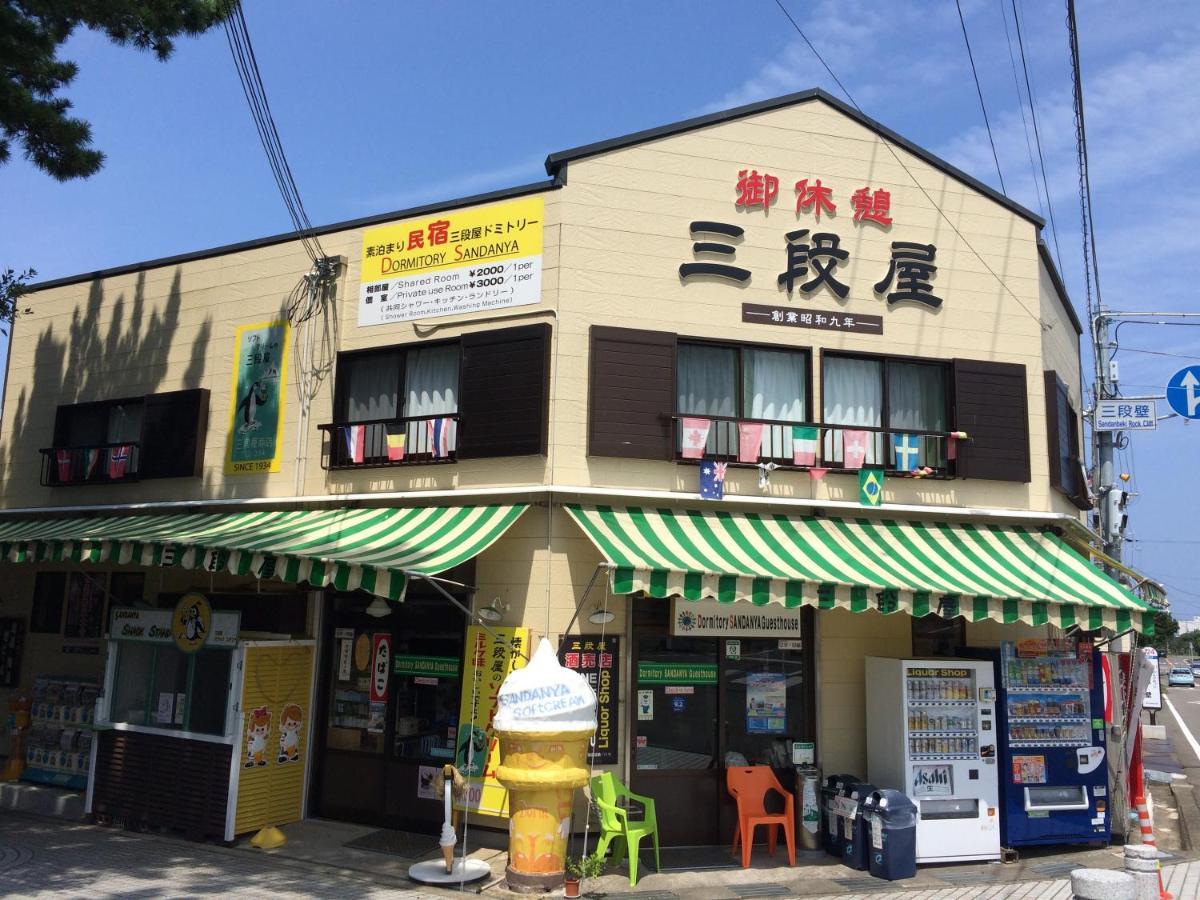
xmin=865 ymin=789 xmax=917 ymax=881
xmin=794 ymin=765 xmax=822 ymax=851
xmin=822 ymin=773 xmax=858 ymax=858
xmin=840 ymin=781 xmax=877 ymax=871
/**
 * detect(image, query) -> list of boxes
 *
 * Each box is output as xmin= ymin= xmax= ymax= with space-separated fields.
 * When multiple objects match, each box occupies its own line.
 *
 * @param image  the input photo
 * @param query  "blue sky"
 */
xmin=2 ymin=0 xmax=1197 ymax=616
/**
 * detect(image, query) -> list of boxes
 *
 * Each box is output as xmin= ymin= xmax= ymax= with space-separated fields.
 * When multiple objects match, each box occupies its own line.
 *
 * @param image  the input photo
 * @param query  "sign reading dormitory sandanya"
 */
xmin=358 ymin=197 xmax=543 ymax=325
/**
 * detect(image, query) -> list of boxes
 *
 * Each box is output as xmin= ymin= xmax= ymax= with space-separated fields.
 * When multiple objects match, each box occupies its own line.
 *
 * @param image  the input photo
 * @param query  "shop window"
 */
xmin=324 ymin=324 xmax=550 ymax=469
xmin=30 ymin=572 xmax=66 ymax=634
xmin=822 ymin=354 xmax=948 ymax=470
xmin=44 ymin=389 xmax=208 ymax=485
xmin=157 ymin=591 xmax=307 ymax=638
xmin=677 ymin=342 xmax=809 ymax=460
xmin=911 ymin=615 xmax=966 ymax=657
xmin=109 ymin=641 xmax=232 ymax=735
xmin=1044 ymin=371 xmax=1090 ymax=509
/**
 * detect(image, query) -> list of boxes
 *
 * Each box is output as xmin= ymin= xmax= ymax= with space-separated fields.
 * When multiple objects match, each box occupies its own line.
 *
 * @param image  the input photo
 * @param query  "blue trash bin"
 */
xmin=840 ymin=781 xmax=877 ymax=871
xmin=866 ymin=789 xmax=917 ymax=881
xmin=822 ymin=773 xmax=858 ymax=858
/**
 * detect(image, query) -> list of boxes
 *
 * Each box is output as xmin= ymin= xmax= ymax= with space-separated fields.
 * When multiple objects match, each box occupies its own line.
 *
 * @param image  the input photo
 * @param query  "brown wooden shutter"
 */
xmin=139 ymin=389 xmax=209 ymax=479
xmin=588 ymin=326 xmax=676 ymax=459
xmin=1043 ymin=370 xmax=1064 ymax=491
xmin=457 ymin=323 xmax=550 ymax=459
xmin=952 ymin=359 xmax=1030 ymax=482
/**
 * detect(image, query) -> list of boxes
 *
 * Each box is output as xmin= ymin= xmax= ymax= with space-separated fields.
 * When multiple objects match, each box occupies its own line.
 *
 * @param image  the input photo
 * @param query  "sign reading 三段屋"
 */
xmin=670 ymin=597 xmax=805 ymax=638
xmin=358 ymin=197 xmax=543 ymax=325
xmin=1095 ymin=399 xmax=1157 ymax=431
xmin=225 ymin=320 xmax=289 ymax=474
xmin=1166 ymin=366 xmax=1200 ymax=420
xmin=454 ymin=625 xmax=527 ymax=817
xmin=558 ymin=636 xmax=620 ymax=765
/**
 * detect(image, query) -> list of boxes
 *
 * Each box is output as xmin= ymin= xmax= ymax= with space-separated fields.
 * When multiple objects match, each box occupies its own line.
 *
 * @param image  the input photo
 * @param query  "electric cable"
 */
xmin=999 ymin=0 xmax=1045 ymax=222
xmin=1011 ymin=0 xmax=1066 ymax=276
xmin=956 ymin=0 xmax=1006 ymax=193
xmin=769 ymin=0 xmax=1050 ymax=331
xmin=1067 ymin=0 xmax=1103 ymax=322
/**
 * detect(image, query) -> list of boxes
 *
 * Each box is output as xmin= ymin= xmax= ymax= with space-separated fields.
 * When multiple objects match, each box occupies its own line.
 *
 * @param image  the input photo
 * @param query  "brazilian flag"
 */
xmin=859 ymin=468 xmax=884 ymax=507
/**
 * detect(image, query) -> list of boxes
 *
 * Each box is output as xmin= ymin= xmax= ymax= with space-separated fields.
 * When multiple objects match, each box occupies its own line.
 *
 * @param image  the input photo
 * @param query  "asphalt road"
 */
xmin=1161 ymin=677 xmax=1200 ymax=779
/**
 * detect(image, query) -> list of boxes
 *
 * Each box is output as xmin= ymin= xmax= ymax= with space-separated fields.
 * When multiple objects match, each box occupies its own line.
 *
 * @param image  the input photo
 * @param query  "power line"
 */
xmin=1011 ymin=0 xmax=1066 ymax=277
xmin=770 ymin=0 xmax=1049 ymax=331
xmin=955 ymin=0 xmax=1006 ymax=192
xmin=1117 ymin=347 xmax=1200 ymax=362
xmin=999 ymin=0 xmax=1045 ymax=221
xmin=1066 ymin=0 xmax=1103 ymax=322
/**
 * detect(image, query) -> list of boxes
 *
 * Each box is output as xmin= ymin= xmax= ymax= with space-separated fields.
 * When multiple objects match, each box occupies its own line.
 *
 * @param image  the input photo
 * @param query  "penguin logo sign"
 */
xmin=173 ymin=592 xmax=212 ymax=654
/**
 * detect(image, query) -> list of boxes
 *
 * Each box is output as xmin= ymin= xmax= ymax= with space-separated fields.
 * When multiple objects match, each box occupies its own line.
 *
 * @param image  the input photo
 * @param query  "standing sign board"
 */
xmin=1143 ymin=647 xmax=1161 ymax=711
xmin=558 ymin=636 xmax=619 ymax=765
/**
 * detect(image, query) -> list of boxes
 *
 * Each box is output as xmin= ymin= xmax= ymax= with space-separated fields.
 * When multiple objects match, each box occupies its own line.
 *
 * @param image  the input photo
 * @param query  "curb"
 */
xmin=1169 ymin=783 xmax=1200 ymax=852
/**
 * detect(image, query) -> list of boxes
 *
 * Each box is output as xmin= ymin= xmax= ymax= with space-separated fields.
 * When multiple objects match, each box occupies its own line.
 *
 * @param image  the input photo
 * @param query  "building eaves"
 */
xmin=28 ymin=178 xmax=561 ymax=293
xmin=1038 ymin=240 xmax=1084 ymax=336
xmin=544 ymin=87 xmax=1046 ymax=229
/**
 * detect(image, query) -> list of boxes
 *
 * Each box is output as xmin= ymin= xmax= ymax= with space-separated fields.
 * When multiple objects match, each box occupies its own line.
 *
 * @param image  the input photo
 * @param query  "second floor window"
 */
xmin=677 ymin=342 xmax=808 ymax=458
xmin=340 ymin=344 xmax=459 ymax=461
xmin=822 ymin=354 xmax=948 ymax=468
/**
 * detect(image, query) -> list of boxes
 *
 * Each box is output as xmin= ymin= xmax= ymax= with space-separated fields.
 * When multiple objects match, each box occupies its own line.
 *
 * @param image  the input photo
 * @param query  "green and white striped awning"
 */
xmin=566 ymin=504 xmax=1154 ymax=634
xmin=0 ymin=504 xmax=528 ymax=599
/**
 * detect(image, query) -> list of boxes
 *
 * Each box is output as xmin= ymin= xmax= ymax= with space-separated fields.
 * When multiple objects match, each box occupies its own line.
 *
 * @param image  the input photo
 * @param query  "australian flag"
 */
xmin=699 ymin=459 xmax=727 ymax=500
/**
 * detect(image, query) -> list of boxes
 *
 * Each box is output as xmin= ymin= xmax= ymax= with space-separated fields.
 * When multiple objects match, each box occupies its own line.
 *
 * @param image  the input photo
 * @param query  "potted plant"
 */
xmin=564 ymin=852 xmax=605 ymax=898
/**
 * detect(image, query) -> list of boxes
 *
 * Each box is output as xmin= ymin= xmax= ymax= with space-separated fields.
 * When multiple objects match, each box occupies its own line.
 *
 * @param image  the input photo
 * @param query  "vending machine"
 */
xmin=865 ymin=658 xmax=1001 ymax=863
xmin=998 ymin=638 xmax=1109 ymax=847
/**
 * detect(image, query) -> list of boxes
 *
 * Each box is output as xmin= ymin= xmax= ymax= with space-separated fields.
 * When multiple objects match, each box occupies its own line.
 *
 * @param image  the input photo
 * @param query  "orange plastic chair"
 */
xmin=727 ymin=766 xmax=796 ymax=868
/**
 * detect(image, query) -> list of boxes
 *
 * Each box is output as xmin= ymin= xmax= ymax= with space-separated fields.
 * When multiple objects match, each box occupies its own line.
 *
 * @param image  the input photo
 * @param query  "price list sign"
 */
xmin=559 ymin=636 xmax=619 ymax=765
xmin=358 ymin=196 xmax=543 ymax=325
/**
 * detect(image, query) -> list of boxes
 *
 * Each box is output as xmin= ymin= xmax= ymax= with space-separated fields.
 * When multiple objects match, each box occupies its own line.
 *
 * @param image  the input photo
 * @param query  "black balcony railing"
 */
xmin=318 ymin=414 xmax=460 ymax=470
xmin=672 ymin=414 xmax=958 ymax=475
xmin=39 ymin=442 xmax=141 ymax=487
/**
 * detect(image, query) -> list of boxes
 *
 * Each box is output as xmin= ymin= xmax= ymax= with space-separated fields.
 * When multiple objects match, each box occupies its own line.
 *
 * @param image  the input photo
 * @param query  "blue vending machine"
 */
xmin=998 ymin=638 xmax=1109 ymax=847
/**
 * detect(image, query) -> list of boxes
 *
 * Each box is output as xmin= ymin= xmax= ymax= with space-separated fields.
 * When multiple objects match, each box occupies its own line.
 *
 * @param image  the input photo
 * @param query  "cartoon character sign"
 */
xmin=277 ymin=703 xmax=303 ymax=764
xmin=172 ymin=592 xmax=212 ymax=654
xmin=245 ymin=706 xmax=271 ymax=768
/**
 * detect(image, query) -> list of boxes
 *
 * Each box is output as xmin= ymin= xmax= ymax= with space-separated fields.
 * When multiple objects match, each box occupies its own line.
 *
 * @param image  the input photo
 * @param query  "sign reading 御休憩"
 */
xmin=1094 ymin=399 xmax=1156 ymax=432
xmin=679 ymin=170 xmax=941 ymax=313
xmin=670 ymin=597 xmax=805 ymax=638
xmin=358 ymin=197 xmax=543 ymax=325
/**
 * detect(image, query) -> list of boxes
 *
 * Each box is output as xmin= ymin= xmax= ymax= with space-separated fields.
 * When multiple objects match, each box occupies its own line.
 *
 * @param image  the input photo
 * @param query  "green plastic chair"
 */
xmin=590 ymin=771 xmax=661 ymax=885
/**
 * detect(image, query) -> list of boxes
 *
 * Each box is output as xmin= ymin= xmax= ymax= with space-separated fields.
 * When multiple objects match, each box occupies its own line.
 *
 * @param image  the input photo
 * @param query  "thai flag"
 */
xmin=342 ymin=424 xmax=365 ymax=464
xmin=428 ymin=418 xmax=452 ymax=458
xmin=107 ymin=444 xmax=131 ymax=479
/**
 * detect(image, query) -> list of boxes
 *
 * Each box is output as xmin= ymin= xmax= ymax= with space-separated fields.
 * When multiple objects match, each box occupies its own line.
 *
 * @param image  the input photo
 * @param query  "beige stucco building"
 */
xmin=0 ymin=90 xmax=1150 ymax=848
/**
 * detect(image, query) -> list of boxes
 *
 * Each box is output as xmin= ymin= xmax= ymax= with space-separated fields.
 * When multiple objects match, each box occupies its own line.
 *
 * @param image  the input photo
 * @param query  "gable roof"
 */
xmin=545 ymin=87 xmax=1045 ymax=229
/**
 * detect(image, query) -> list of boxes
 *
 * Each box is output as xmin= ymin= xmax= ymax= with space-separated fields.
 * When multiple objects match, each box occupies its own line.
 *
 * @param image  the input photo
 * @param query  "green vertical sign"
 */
xmin=225 ymin=320 xmax=289 ymax=474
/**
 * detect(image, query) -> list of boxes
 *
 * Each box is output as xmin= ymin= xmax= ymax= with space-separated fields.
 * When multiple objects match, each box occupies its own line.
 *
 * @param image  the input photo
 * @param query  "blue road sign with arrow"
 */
xmin=1166 ymin=366 xmax=1200 ymax=420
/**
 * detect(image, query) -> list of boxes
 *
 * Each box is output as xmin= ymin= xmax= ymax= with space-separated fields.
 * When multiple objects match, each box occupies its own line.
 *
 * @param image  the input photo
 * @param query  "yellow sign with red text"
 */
xmin=358 ymin=197 xmax=543 ymax=325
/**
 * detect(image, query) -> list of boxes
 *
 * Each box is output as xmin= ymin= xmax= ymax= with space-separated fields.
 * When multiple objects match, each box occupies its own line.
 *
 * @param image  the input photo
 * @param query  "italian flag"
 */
xmin=791 ymin=426 xmax=818 ymax=466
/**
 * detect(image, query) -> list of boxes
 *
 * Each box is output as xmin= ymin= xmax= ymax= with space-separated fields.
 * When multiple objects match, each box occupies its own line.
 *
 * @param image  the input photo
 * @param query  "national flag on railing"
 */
xmin=84 ymin=449 xmax=100 ymax=479
xmin=859 ymin=468 xmax=884 ymax=507
xmin=428 ymin=418 xmax=452 ymax=458
xmin=892 ymin=432 xmax=921 ymax=471
xmin=680 ymin=417 xmax=711 ymax=459
xmin=385 ymin=423 xmax=406 ymax=461
xmin=791 ymin=425 xmax=818 ymax=466
xmin=737 ymin=421 xmax=764 ymax=463
xmin=342 ymin=425 xmax=365 ymax=464
xmin=55 ymin=449 xmax=73 ymax=483
xmin=699 ymin=459 xmax=727 ymax=500
xmin=842 ymin=429 xmax=868 ymax=470
xmin=107 ymin=444 xmax=132 ymax=479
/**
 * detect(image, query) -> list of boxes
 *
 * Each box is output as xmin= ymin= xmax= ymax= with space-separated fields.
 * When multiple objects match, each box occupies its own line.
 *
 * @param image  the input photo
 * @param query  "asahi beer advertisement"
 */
xmin=225 ymin=320 xmax=289 ymax=474
xmin=358 ymin=196 xmax=543 ymax=325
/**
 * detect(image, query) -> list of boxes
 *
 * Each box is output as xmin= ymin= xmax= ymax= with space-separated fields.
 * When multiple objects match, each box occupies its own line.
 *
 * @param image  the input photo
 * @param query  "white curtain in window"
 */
xmin=823 ymin=356 xmax=882 ymax=464
xmin=346 ymin=353 xmax=400 ymax=458
xmin=889 ymin=362 xmax=946 ymax=466
xmin=743 ymin=348 xmax=805 ymax=458
xmin=678 ymin=344 xmax=737 ymax=455
xmin=405 ymin=345 xmax=459 ymax=453
xmin=107 ymin=402 xmax=144 ymax=471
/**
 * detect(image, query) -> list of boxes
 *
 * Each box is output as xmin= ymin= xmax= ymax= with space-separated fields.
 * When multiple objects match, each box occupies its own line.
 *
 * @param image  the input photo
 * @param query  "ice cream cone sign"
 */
xmin=494 ymin=638 xmax=598 ymax=893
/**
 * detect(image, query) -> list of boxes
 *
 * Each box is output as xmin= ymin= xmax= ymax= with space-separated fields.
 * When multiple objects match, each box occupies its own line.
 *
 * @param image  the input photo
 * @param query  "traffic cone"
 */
xmin=1133 ymin=794 xmax=1171 ymax=900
